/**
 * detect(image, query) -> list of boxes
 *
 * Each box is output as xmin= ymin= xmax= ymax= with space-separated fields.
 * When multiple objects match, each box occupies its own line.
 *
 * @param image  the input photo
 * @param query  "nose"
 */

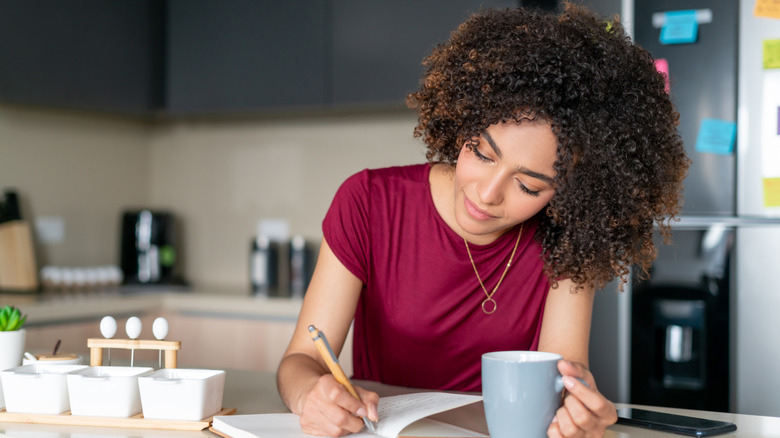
xmin=477 ymin=172 xmax=504 ymax=205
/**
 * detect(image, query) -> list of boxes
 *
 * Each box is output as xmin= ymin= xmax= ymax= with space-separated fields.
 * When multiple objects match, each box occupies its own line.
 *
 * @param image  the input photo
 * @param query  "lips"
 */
xmin=464 ymin=196 xmax=496 ymax=220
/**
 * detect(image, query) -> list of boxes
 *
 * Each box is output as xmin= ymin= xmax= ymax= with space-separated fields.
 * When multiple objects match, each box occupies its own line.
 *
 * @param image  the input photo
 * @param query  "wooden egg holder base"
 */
xmin=0 ymin=337 xmax=236 ymax=431
xmin=87 ymin=337 xmax=181 ymax=368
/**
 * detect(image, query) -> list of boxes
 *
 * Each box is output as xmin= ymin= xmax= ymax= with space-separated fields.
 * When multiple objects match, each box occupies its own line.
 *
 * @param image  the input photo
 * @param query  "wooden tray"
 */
xmin=0 ymin=407 xmax=236 ymax=431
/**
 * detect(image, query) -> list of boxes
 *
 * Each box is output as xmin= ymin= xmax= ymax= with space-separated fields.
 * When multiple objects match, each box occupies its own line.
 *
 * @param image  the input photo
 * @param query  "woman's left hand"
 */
xmin=547 ymin=360 xmax=617 ymax=438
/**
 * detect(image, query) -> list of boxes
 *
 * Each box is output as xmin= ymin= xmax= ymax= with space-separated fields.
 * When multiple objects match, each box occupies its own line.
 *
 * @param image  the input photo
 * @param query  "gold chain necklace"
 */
xmin=464 ymin=223 xmax=524 ymax=315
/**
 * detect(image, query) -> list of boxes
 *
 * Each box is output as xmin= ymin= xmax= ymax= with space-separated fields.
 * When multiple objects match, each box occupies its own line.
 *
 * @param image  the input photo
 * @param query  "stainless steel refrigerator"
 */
xmin=588 ymin=0 xmax=780 ymax=416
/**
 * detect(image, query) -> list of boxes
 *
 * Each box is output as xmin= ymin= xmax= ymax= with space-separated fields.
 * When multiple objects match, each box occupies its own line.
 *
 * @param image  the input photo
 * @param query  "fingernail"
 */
xmin=562 ymin=375 xmax=576 ymax=389
xmin=552 ymin=416 xmax=558 ymax=423
xmin=357 ymin=407 xmax=367 ymax=417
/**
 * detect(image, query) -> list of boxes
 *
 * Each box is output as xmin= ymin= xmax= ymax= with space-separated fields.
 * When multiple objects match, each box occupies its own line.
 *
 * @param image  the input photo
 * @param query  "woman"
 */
xmin=277 ymin=3 xmax=689 ymax=438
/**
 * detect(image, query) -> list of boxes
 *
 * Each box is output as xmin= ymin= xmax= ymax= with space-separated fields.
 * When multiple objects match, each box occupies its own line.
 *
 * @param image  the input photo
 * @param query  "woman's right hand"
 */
xmin=298 ymin=374 xmax=379 ymax=437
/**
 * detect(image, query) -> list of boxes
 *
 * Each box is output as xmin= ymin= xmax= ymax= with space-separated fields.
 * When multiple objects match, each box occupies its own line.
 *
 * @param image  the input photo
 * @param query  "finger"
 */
xmin=561 ymin=388 xmax=598 ymax=432
xmin=301 ymin=397 xmax=365 ymax=436
xmin=557 ymin=360 xmax=596 ymax=388
xmin=318 ymin=375 xmax=370 ymax=418
xmin=561 ymin=376 xmax=615 ymax=420
xmin=318 ymin=397 xmax=367 ymax=433
xmin=547 ymin=419 xmax=565 ymax=438
xmin=301 ymin=376 xmax=369 ymax=435
xmin=553 ymin=404 xmax=584 ymax=438
xmin=355 ymin=386 xmax=380 ymax=422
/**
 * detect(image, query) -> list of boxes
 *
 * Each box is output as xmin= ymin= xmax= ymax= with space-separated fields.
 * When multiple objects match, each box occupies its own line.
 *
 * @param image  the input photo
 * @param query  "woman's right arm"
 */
xmin=276 ymin=238 xmax=378 ymax=437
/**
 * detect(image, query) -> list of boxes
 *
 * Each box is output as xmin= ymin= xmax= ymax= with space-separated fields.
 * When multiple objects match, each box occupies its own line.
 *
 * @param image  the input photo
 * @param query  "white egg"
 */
xmin=72 ymin=269 xmax=87 ymax=286
xmin=61 ymin=268 xmax=75 ymax=286
xmin=152 ymin=317 xmax=169 ymax=340
xmin=100 ymin=316 xmax=117 ymax=339
xmin=125 ymin=316 xmax=142 ymax=339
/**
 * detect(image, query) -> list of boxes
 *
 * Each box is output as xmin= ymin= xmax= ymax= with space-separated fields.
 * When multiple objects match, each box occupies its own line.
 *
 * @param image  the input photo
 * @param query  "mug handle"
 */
xmin=555 ymin=376 xmax=590 ymax=393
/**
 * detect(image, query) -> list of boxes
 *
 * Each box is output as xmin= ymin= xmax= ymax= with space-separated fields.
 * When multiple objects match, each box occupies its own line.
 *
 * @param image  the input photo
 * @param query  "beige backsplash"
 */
xmin=0 ymin=104 xmax=425 ymax=291
xmin=0 ymin=105 xmax=152 ymax=270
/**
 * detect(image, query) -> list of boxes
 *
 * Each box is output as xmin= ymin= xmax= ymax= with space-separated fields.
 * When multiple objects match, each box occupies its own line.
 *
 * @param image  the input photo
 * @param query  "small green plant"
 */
xmin=0 ymin=305 xmax=26 ymax=331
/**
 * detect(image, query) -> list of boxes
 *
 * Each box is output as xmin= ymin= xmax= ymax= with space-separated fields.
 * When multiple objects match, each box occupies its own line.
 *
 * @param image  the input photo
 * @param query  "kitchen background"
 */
xmin=3 ymin=0 xmax=780 ymax=419
xmin=1 ymin=105 xmax=423 ymax=287
xmin=1 ymin=0 xmax=593 ymax=288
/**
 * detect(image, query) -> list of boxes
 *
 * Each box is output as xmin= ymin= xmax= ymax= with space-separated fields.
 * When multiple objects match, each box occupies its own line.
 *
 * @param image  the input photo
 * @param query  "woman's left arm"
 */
xmin=538 ymin=279 xmax=618 ymax=438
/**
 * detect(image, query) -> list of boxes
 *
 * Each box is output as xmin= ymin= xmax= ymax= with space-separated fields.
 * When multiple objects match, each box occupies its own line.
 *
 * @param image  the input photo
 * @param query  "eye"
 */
xmin=515 ymin=179 xmax=541 ymax=197
xmin=471 ymin=146 xmax=493 ymax=163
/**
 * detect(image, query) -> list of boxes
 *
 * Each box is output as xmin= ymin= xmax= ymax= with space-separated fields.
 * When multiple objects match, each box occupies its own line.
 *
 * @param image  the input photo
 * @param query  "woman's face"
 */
xmin=453 ymin=120 xmax=557 ymax=244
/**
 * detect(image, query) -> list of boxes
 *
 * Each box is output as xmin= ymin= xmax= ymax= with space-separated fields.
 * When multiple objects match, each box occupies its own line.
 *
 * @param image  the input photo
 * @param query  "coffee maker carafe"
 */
xmin=120 ymin=210 xmax=180 ymax=285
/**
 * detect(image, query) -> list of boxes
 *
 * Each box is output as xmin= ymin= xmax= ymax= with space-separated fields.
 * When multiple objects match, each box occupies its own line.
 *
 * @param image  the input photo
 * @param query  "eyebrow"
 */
xmin=518 ymin=166 xmax=555 ymax=185
xmin=482 ymin=131 xmax=555 ymax=185
xmin=483 ymin=130 xmax=503 ymax=158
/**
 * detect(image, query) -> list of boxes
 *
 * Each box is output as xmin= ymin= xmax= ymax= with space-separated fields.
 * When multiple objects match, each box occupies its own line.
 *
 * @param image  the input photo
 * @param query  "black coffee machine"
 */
xmin=120 ymin=210 xmax=182 ymax=285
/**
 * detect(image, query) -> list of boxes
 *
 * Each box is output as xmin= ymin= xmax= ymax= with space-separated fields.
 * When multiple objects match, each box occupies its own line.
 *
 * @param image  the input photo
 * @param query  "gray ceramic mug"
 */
xmin=482 ymin=351 xmax=564 ymax=438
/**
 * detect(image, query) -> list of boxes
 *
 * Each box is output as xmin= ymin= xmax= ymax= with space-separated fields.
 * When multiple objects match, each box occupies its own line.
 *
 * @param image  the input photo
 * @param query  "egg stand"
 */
xmin=87 ymin=338 xmax=181 ymax=368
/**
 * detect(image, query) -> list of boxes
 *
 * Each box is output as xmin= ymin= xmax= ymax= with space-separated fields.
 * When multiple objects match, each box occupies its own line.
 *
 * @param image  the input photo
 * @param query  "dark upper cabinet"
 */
xmin=169 ymin=0 xmax=522 ymax=112
xmin=0 ymin=0 xmax=164 ymax=114
xmin=0 ymin=1 xmax=554 ymax=115
xmin=165 ymin=0 xmax=328 ymax=114
xmin=330 ymin=0 xmax=520 ymax=107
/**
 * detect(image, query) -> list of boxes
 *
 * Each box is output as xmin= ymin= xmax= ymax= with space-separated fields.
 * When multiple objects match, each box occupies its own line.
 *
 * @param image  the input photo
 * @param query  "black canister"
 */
xmin=250 ymin=235 xmax=278 ymax=296
xmin=289 ymin=235 xmax=312 ymax=299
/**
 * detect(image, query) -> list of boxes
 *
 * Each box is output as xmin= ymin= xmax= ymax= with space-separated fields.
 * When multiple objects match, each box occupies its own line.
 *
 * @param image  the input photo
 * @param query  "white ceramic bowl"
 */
xmin=22 ymin=353 xmax=82 ymax=366
xmin=1 ymin=364 xmax=88 ymax=414
xmin=67 ymin=366 xmax=153 ymax=418
xmin=138 ymin=368 xmax=225 ymax=421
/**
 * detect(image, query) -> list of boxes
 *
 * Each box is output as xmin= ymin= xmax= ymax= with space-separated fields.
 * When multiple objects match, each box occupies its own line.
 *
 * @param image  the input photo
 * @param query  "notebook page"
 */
xmin=373 ymin=393 xmax=483 ymax=438
xmin=211 ymin=392 xmax=482 ymax=438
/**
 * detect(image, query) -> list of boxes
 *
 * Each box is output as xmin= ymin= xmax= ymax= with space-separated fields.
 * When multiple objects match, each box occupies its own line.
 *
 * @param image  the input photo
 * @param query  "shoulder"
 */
xmin=366 ymin=164 xmax=429 ymax=185
xmin=338 ymin=164 xmax=429 ymax=194
xmin=329 ymin=164 xmax=430 ymax=213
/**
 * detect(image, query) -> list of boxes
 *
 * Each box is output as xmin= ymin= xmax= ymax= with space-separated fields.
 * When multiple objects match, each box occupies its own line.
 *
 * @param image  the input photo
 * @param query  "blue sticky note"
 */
xmin=695 ymin=118 xmax=737 ymax=155
xmin=660 ymin=10 xmax=698 ymax=45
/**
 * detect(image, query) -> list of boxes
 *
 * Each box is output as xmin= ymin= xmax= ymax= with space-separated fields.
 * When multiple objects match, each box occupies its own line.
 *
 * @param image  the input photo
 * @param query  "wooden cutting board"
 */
xmin=0 ymin=220 xmax=39 ymax=291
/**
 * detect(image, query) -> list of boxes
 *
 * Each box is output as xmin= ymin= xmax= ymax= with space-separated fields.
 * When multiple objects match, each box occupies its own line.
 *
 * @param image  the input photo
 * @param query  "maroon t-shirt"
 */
xmin=323 ymin=164 xmax=550 ymax=392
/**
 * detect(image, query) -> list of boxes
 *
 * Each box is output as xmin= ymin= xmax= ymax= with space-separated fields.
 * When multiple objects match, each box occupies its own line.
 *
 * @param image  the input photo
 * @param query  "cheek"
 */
xmin=508 ymin=192 xmax=554 ymax=219
xmin=454 ymin=152 xmax=478 ymax=186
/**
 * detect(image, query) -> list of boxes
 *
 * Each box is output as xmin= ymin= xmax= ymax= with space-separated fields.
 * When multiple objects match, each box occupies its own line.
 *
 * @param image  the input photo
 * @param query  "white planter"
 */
xmin=0 ymin=329 xmax=25 ymax=370
xmin=0 ymin=329 xmax=26 ymax=409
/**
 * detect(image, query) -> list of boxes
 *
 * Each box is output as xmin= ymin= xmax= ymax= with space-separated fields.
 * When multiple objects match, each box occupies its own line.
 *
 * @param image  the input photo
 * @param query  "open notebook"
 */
xmin=211 ymin=392 xmax=486 ymax=438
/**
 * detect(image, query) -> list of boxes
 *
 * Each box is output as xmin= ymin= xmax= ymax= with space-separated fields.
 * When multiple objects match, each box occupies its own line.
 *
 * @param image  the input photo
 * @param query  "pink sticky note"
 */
xmin=654 ymin=58 xmax=670 ymax=93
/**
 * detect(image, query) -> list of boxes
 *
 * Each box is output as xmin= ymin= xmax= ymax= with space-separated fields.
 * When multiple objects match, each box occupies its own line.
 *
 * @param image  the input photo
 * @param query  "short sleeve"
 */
xmin=322 ymin=169 xmax=371 ymax=283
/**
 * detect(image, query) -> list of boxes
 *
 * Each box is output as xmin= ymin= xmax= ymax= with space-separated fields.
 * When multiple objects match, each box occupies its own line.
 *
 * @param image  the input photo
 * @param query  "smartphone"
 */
xmin=616 ymin=408 xmax=737 ymax=437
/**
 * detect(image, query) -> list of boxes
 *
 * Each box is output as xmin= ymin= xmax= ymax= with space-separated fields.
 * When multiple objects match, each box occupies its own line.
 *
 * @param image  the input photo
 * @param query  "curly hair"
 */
xmin=406 ymin=2 xmax=690 ymax=290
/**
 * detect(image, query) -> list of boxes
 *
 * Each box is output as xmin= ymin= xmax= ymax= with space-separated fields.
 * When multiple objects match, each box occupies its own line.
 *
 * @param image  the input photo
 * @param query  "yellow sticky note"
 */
xmin=764 ymin=177 xmax=780 ymax=207
xmin=755 ymin=0 xmax=780 ymax=19
xmin=765 ymin=39 xmax=780 ymax=69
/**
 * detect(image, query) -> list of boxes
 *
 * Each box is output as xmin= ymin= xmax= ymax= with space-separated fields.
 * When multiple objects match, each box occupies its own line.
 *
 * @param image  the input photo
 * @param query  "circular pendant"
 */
xmin=482 ymin=298 xmax=497 ymax=314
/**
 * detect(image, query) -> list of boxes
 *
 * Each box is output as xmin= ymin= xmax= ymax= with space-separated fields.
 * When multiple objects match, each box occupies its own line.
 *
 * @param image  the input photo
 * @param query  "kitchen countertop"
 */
xmin=1 ymin=369 xmax=779 ymax=437
xmin=0 ymin=288 xmax=304 ymax=326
